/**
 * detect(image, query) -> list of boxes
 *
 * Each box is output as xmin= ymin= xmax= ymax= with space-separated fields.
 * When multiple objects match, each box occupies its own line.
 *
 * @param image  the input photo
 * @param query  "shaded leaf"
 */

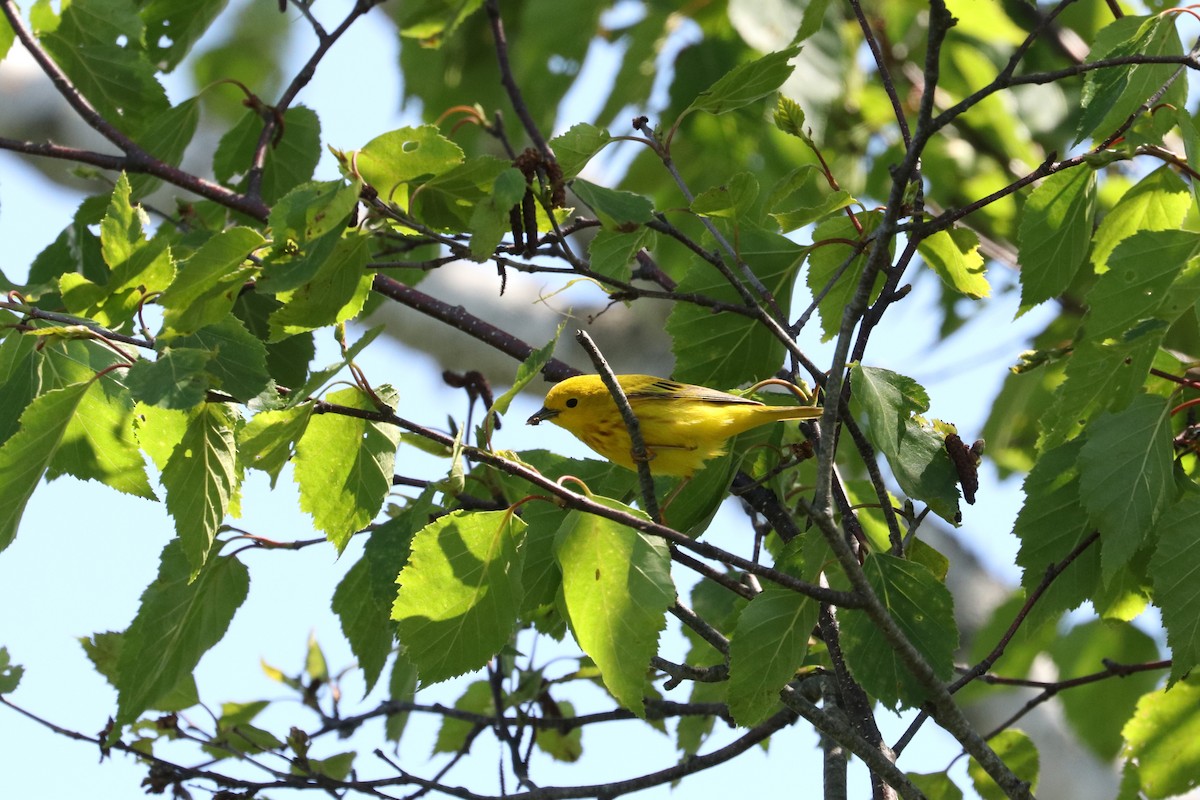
xmin=160 ymin=403 xmax=239 ymax=576
xmin=851 ymin=366 xmax=960 ymax=524
xmin=684 ymin=45 xmax=801 ymax=117
xmin=1013 ymin=439 xmax=1099 ymax=631
xmin=549 ymin=123 xmax=612 ymax=180
xmin=1049 ymin=620 xmax=1160 ymax=760
xmin=1078 ymin=394 xmax=1172 ymax=582
xmin=669 ymin=226 xmax=804 ymax=387
xmin=572 ymin=179 xmax=653 ymax=231
xmin=554 ymin=504 xmax=674 ymax=717
xmin=1016 ymin=167 xmax=1095 ymax=314
xmin=1122 ymin=674 xmax=1200 ymax=799
xmin=968 ymin=730 xmax=1039 ymax=800
xmin=114 ymin=541 xmax=249 ymax=729
xmin=839 ymin=553 xmax=958 ymax=709
xmin=392 ymin=511 xmax=526 ymax=684
xmin=1150 ymin=493 xmax=1200 ymax=682
xmin=727 ymin=562 xmax=818 ymax=724
xmin=0 ymin=381 xmax=92 ymax=552
xmin=294 ymin=385 xmax=401 ymax=550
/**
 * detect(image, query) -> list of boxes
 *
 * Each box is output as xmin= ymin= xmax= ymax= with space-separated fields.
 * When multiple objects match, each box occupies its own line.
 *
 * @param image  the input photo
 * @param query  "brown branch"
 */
xmin=246 ymin=0 xmax=384 ymax=200
xmin=484 ymin=0 xmax=553 ymax=159
xmin=370 ymin=275 xmax=578 ymax=383
xmin=892 ymin=531 xmax=1101 ymax=756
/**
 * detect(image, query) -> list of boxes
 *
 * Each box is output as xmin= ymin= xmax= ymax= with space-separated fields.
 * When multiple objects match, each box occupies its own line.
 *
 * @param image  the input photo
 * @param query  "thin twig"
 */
xmin=573 ymin=329 xmax=662 ymax=522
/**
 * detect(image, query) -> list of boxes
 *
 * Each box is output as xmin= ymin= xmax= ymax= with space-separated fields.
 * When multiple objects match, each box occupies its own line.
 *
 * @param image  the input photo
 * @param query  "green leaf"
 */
xmin=266 ymin=180 xmax=361 ymax=256
xmin=0 ymin=13 xmax=14 ymax=62
xmin=299 ymin=752 xmax=355 ymax=781
xmin=571 ymin=179 xmax=653 ymax=231
xmin=0 ymin=381 xmax=92 ymax=552
xmin=1049 ymin=620 xmax=1160 ymax=760
xmin=1016 ymin=167 xmax=1096 ymax=314
xmin=333 ymin=514 xmax=416 ymax=692
xmin=806 ymin=212 xmax=884 ymax=342
xmin=396 ymin=0 xmax=483 ymax=42
xmin=114 ymin=540 xmax=249 ymax=729
xmin=535 ymin=699 xmax=582 ymax=762
xmin=967 ymin=730 xmax=1039 ymax=800
xmin=46 ymin=377 xmax=153 ymax=498
xmin=1013 ymin=439 xmax=1099 ymax=631
xmin=795 ymin=0 xmax=831 ymax=42
xmin=1076 ymin=16 xmax=1184 ymax=146
xmin=294 ymin=385 xmax=402 ymax=550
xmin=683 ymin=45 xmax=801 ymax=117
xmin=669 ymin=226 xmax=805 ymax=387
xmin=269 ymin=235 xmax=374 ymax=340
xmin=232 ymin=292 xmax=315 ymax=390
xmin=905 ymin=772 xmax=963 ymax=800
xmin=1084 ymin=231 xmax=1200 ymax=341
xmin=433 ymin=680 xmax=492 ymax=754
xmin=206 ymin=701 xmax=284 ymax=758
xmin=82 ymin=631 xmax=198 ymax=710
xmin=169 ymin=316 xmax=270 ymax=402
xmin=918 ymin=227 xmax=989 ymax=299
xmin=548 ymin=123 xmax=612 ymax=180
xmin=41 ymin=0 xmax=169 ymax=132
xmin=141 ymin=0 xmax=228 ymax=71
xmin=101 ymin=172 xmax=147 ymax=269
xmin=0 ymin=647 xmax=24 ymax=694
xmin=508 ymin=453 xmax=637 ymax=613
xmin=161 ymin=403 xmax=239 ymax=576
xmin=588 ymin=228 xmax=657 ymax=281
xmin=124 ymin=347 xmax=213 ymax=409
xmin=554 ymin=505 xmax=674 ymax=717
xmin=1039 ymin=321 xmax=1169 ymax=448
xmin=134 ymin=403 xmax=189 ymax=471
xmin=1150 ymin=493 xmax=1200 ymax=682
xmin=851 ymin=365 xmax=961 ymax=524
xmin=726 ymin=569 xmax=819 ymax=725
xmin=839 ymin=553 xmax=958 ymax=709
xmin=353 ymin=125 xmax=465 ymax=200
xmin=773 ymin=95 xmax=812 ymax=145
xmin=771 ymin=189 xmax=855 ymax=233
xmin=0 ymin=331 xmax=41 ymax=446
xmin=1091 ymin=167 xmax=1191 ymax=274
xmin=1122 ymin=673 xmax=1200 ymax=799
xmin=690 ymin=172 xmax=759 ymax=222
xmin=61 ymin=174 xmax=175 ymax=328
xmin=392 ymin=510 xmax=526 ymax=684
xmin=128 ymin=98 xmax=200 ymax=198
xmin=213 ymin=107 xmax=321 ymax=204
xmin=1078 ymin=394 xmax=1173 ymax=583
xmin=386 ymin=651 xmax=419 ymax=742
xmin=467 ymin=167 xmax=528 ymax=261
xmin=159 ymin=227 xmax=265 ymax=336
xmin=237 ymin=405 xmax=313 ymax=487
xmin=413 ymin=156 xmax=511 ymax=230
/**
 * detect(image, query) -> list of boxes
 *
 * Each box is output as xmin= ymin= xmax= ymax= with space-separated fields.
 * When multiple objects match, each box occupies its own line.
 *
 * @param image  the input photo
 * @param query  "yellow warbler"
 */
xmin=526 ymin=374 xmax=822 ymax=477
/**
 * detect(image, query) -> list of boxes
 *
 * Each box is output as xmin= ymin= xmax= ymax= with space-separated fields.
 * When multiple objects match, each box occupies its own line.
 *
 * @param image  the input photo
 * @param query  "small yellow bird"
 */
xmin=526 ymin=374 xmax=822 ymax=477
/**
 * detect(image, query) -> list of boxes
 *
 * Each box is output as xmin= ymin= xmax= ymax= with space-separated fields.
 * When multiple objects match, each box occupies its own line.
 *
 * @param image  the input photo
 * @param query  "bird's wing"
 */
xmin=625 ymin=379 xmax=761 ymax=406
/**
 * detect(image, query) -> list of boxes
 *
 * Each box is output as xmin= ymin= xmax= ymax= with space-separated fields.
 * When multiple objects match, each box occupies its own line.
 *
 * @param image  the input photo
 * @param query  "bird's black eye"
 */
xmin=565 ymin=397 xmax=579 ymax=408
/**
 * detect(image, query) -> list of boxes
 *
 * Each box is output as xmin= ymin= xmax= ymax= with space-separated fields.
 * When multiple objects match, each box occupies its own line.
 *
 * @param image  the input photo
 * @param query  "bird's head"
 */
xmin=526 ymin=375 xmax=610 ymax=437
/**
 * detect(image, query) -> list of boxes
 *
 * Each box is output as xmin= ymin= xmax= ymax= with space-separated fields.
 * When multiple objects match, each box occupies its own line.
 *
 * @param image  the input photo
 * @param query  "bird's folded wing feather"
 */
xmin=626 ymin=380 xmax=761 ymax=406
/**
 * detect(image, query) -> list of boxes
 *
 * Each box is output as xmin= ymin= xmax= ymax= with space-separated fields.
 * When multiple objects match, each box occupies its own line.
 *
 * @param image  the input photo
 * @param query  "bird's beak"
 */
xmin=527 ymin=407 xmax=558 ymax=426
